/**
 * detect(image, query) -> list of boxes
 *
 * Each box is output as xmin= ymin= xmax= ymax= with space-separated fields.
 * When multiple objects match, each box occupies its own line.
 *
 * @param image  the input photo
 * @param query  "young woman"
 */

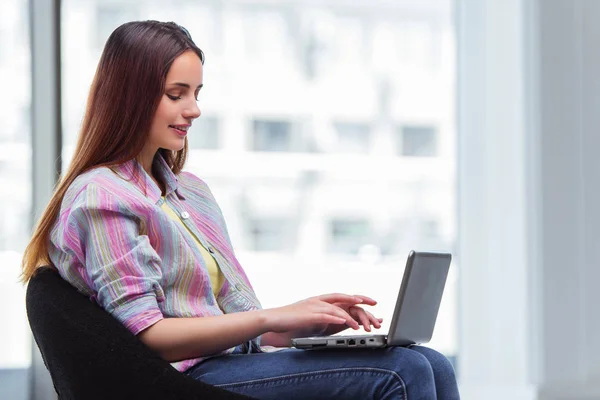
xmin=22 ymin=21 xmax=460 ymax=399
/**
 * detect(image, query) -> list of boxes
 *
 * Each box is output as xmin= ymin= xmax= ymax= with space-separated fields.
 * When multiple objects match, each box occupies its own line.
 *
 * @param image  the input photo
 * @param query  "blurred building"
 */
xmin=61 ymin=0 xmax=457 ymax=356
xmin=0 ymin=0 xmax=456 ymax=395
xmin=61 ymin=0 xmax=456 ymax=263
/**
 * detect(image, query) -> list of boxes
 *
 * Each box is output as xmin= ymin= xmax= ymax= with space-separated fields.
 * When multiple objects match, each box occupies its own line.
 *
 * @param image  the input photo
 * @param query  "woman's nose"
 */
xmin=184 ymin=101 xmax=201 ymax=120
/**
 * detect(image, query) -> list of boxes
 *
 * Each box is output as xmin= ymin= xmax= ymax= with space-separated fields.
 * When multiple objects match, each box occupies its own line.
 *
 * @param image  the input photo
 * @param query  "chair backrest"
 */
xmin=26 ymin=267 xmax=252 ymax=400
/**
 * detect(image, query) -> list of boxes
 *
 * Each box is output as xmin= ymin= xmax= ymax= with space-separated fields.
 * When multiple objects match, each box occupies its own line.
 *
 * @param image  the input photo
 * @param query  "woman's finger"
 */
xmin=315 ymin=313 xmax=347 ymax=326
xmin=352 ymin=295 xmax=377 ymax=306
xmin=351 ymin=306 xmax=372 ymax=332
xmin=317 ymin=293 xmax=364 ymax=305
xmin=334 ymin=306 xmax=360 ymax=329
xmin=363 ymin=310 xmax=382 ymax=329
xmin=351 ymin=307 xmax=382 ymax=330
xmin=322 ymin=303 xmax=359 ymax=329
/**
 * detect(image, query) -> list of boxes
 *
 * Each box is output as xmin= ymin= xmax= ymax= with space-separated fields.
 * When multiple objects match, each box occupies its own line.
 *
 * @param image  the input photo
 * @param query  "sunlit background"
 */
xmin=3 ymin=0 xmax=600 ymax=399
xmin=62 ymin=0 xmax=458 ymax=357
xmin=1 ymin=0 xmax=456 ymax=397
xmin=0 ymin=1 xmax=33 ymax=396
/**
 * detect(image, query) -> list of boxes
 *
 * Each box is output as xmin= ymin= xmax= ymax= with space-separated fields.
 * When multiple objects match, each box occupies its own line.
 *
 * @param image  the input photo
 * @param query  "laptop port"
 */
xmin=336 ymin=339 xmax=345 ymax=345
xmin=348 ymin=339 xmax=356 ymax=346
xmin=360 ymin=339 xmax=366 ymax=345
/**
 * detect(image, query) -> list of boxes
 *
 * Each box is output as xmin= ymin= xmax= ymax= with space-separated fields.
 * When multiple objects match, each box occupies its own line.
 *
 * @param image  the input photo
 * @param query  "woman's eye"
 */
xmin=167 ymin=94 xmax=181 ymax=101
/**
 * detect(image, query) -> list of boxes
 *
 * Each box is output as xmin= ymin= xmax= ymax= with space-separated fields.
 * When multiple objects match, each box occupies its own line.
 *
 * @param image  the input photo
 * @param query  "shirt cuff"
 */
xmin=109 ymin=294 xmax=164 ymax=335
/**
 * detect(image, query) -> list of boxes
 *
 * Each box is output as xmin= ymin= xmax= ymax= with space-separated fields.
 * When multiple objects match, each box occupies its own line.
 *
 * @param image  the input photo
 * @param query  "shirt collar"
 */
xmin=115 ymin=154 xmax=185 ymax=204
xmin=152 ymin=154 xmax=179 ymax=199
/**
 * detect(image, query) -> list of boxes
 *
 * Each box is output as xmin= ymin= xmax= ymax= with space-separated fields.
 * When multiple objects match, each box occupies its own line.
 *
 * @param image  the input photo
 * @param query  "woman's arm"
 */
xmin=138 ymin=310 xmax=268 ymax=362
xmin=138 ymin=293 xmax=366 ymax=362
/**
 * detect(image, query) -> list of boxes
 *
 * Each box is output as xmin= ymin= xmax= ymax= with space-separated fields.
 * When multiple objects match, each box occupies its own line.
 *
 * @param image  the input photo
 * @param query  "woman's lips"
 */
xmin=170 ymin=126 xmax=188 ymax=137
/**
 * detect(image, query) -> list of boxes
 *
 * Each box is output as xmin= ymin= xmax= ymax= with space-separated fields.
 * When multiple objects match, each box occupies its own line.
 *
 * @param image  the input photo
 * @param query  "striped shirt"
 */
xmin=48 ymin=154 xmax=263 ymax=372
xmin=160 ymin=197 xmax=225 ymax=296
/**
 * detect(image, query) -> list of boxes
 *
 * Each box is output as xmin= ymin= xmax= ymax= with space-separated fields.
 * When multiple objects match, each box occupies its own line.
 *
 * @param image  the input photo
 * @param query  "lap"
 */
xmin=186 ymin=345 xmax=454 ymax=400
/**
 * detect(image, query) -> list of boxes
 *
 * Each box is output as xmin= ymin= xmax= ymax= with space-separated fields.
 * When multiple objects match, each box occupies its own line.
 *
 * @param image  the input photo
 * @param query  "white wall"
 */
xmin=536 ymin=0 xmax=600 ymax=396
xmin=458 ymin=0 xmax=600 ymax=399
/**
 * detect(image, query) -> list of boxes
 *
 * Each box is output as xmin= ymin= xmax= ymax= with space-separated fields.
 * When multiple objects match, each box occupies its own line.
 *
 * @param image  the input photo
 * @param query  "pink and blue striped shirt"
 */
xmin=48 ymin=154 xmax=262 ymax=372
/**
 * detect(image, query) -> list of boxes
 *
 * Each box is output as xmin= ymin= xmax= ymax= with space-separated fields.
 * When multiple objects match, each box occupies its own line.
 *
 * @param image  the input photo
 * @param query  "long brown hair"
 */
xmin=21 ymin=21 xmax=204 ymax=282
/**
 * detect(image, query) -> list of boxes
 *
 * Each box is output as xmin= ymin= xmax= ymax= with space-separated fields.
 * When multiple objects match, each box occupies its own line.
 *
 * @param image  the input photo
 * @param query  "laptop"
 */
xmin=291 ymin=251 xmax=451 ymax=349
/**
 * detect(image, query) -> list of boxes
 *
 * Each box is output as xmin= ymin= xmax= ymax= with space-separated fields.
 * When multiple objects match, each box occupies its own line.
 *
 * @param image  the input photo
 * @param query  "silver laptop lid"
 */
xmin=387 ymin=251 xmax=451 ymax=346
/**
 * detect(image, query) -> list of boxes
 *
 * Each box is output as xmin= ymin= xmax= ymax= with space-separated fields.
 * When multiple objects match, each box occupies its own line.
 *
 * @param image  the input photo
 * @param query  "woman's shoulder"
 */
xmin=178 ymin=170 xmax=206 ymax=185
xmin=177 ymin=171 xmax=220 ymax=203
xmin=64 ymin=165 xmax=142 ymax=208
xmin=177 ymin=170 xmax=212 ymax=192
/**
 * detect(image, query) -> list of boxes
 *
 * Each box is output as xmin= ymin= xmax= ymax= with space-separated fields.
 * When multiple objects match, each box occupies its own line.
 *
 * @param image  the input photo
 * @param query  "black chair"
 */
xmin=26 ymin=267 xmax=254 ymax=400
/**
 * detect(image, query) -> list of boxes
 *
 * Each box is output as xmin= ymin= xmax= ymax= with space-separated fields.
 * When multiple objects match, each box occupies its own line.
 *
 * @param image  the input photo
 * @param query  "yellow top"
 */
xmin=160 ymin=198 xmax=225 ymax=296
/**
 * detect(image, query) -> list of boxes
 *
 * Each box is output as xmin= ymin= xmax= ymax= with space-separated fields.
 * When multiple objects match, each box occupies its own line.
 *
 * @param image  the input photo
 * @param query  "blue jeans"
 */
xmin=185 ymin=344 xmax=460 ymax=399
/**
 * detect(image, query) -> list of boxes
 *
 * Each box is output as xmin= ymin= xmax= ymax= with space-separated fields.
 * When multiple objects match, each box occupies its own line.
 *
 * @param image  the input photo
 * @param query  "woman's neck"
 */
xmin=153 ymin=176 xmax=166 ymax=196
xmin=138 ymin=148 xmax=156 ymax=177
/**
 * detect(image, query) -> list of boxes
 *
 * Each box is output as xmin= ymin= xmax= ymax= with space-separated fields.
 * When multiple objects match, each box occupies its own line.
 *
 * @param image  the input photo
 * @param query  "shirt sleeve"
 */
xmin=63 ymin=183 xmax=165 ymax=335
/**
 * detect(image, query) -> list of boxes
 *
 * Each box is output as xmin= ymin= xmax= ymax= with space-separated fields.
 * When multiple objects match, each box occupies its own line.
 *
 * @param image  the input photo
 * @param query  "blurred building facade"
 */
xmin=0 ymin=0 xmax=456 ymax=397
xmin=61 ymin=0 xmax=456 ymax=262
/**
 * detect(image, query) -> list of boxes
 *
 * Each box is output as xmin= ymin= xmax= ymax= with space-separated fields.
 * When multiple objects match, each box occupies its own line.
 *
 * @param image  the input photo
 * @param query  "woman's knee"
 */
xmin=409 ymin=346 xmax=457 ymax=379
xmin=387 ymin=347 xmax=437 ymax=398
xmin=408 ymin=346 xmax=460 ymax=398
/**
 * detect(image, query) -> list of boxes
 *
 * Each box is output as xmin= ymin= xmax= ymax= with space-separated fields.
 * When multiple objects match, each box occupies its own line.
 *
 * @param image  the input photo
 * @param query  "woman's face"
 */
xmin=147 ymin=50 xmax=203 ymax=153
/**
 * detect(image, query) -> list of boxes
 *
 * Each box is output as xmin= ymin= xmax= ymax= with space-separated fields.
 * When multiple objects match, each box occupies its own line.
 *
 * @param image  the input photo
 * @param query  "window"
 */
xmin=0 ymin=0 xmax=31 ymax=398
xmin=399 ymin=125 xmax=438 ymax=157
xmin=421 ymin=218 xmax=441 ymax=238
xmin=333 ymin=121 xmax=371 ymax=154
xmin=61 ymin=0 xmax=457 ymax=374
xmin=187 ymin=116 xmax=220 ymax=150
xmin=251 ymin=119 xmax=293 ymax=152
xmin=248 ymin=217 xmax=288 ymax=252
xmin=380 ymin=215 xmax=446 ymax=256
xmin=329 ymin=218 xmax=370 ymax=254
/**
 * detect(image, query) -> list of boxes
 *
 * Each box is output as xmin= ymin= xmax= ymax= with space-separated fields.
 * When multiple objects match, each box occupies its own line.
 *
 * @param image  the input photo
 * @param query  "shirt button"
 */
xmin=181 ymin=211 xmax=190 ymax=219
xmin=235 ymin=283 xmax=244 ymax=291
xmin=207 ymin=246 xmax=215 ymax=254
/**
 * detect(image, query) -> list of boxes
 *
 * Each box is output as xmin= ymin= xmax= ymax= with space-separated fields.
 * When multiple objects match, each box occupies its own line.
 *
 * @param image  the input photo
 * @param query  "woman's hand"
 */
xmin=260 ymin=293 xmax=382 ymax=340
xmin=322 ymin=295 xmax=383 ymax=336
